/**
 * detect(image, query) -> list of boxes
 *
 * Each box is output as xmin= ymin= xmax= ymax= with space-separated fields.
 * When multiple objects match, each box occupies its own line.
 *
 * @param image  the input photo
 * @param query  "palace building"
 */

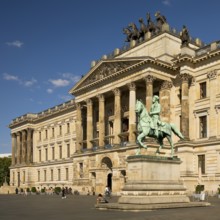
xmin=9 ymin=13 xmax=220 ymax=195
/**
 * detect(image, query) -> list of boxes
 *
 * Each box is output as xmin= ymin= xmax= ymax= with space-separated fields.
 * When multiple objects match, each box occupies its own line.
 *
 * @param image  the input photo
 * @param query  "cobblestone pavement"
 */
xmin=0 ymin=194 xmax=219 ymax=220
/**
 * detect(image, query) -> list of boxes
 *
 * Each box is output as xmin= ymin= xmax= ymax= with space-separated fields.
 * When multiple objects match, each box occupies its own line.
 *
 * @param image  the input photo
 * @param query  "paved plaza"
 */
xmin=0 ymin=194 xmax=219 ymax=220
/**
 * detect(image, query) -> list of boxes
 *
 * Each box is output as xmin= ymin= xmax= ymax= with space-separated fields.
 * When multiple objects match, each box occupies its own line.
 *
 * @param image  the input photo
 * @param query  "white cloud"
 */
xmin=24 ymin=78 xmax=37 ymax=87
xmin=6 ymin=40 xmax=24 ymax=48
xmin=3 ymin=73 xmax=19 ymax=81
xmin=47 ymin=88 xmax=53 ymax=94
xmin=59 ymin=95 xmax=72 ymax=101
xmin=62 ymin=72 xmax=81 ymax=83
xmin=162 ymin=0 xmax=171 ymax=5
xmin=49 ymin=79 xmax=70 ymax=87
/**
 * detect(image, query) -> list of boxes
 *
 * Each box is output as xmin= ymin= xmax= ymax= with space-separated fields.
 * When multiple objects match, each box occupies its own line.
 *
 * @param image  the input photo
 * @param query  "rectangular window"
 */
xmin=52 ymin=147 xmax=55 ymax=160
xmin=59 ymin=125 xmax=62 ymax=135
xmin=66 ymin=168 xmax=69 ymax=180
xmin=39 ymin=150 xmax=41 ymax=162
xmin=198 ymin=155 xmax=205 ymax=174
xmin=52 ymin=127 xmax=55 ymax=138
xmin=23 ymin=171 xmax=25 ymax=184
xmin=58 ymin=169 xmax=61 ymax=181
xmin=59 ymin=145 xmax=62 ymax=159
xmin=199 ymin=116 xmax=207 ymax=138
xmin=45 ymin=129 xmax=48 ymax=139
xmin=200 ymin=82 xmax=207 ymax=99
xmin=51 ymin=169 xmax=53 ymax=181
xmin=38 ymin=171 xmax=40 ymax=182
xmin=79 ymin=162 xmax=83 ymax=178
xmin=45 ymin=148 xmax=48 ymax=161
xmin=44 ymin=170 xmax=47 ymax=181
xmin=67 ymin=144 xmax=70 ymax=158
xmin=67 ymin=123 xmax=70 ymax=133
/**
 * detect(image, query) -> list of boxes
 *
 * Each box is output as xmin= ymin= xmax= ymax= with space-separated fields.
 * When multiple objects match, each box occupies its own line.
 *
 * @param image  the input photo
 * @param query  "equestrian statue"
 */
xmin=135 ymin=96 xmax=184 ymax=156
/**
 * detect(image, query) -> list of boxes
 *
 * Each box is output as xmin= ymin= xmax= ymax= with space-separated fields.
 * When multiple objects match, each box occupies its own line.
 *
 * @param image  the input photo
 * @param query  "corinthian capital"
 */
xmin=86 ymin=99 xmax=93 ymax=105
xmin=97 ymin=94 xmax=105 ymax=102
xmin=113 ymin=88 xmax=121 ymax=96
xmin=180 ymin=73 xmax=191 ymax=82
xmin=207 ymin=70 xmax=217 ymax=80
xmin=127 ymin=82 xmax=136 ymax=91
xmin=160 ymin=81 xmax=173 ymax=90
xmin=143 ymin=75 xmax=156 ymax=83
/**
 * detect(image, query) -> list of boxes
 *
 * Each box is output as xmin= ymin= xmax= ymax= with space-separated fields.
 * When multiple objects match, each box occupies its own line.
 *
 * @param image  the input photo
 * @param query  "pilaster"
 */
xmin=27 ymin=128 xmax=33 ymax=164
xmin=180 ymin=73 xmax=191 ymax=140
xmin=21 ymin=130 xmax=27 ymax=164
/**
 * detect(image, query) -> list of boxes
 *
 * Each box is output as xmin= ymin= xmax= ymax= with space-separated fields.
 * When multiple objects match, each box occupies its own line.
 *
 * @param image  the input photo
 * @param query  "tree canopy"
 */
xmin=0 ymin=157 xmax=11 ymax=186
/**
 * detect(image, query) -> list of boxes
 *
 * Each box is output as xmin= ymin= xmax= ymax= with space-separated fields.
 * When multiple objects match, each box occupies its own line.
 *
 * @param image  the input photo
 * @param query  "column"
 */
xmin=11 ymin=133 xmax=16 ymax=166
xmin=27 ymin=128 xmax=32 ymax=164
xmin=113 ymin=88 xmax=121 ymax=145
xmin=21 ymin=130 xmax=27 ymax=164
xmin=76 ymin=103 xmax=83 ymax=153
xmin=160 ymin=81 xmax=173 ymax=122
xmin=97 ymin=94 xmax=105 ymax=148
xmin=127 ymin=82 xmax=136 ymax=143
xmin=144 ymin=75 xmax=155 ymax=112
xmin=180 ymin=73 xmax=191 ymax=140
xmin=86 ymin=99 xmax=93 ymax=150
xmin=207 ymin=70 xmax=218 ymax=138
xmin=16 ymin=132 xmax=21 ymax=164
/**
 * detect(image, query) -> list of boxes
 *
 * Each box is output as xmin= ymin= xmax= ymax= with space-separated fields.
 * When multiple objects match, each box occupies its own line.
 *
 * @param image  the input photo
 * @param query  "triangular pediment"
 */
xmin=69 ymin=58 xmax=145 ymax=94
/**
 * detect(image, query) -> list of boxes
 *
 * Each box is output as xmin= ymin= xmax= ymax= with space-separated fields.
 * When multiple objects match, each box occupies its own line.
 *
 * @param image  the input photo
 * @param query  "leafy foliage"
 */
xmin=0 ymin=157 xmax=11 ymax=186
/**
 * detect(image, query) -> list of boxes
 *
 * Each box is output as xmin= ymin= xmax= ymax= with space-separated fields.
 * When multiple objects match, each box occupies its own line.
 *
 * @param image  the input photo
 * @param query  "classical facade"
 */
xmin=9 ymin=15 xmax=220 ymax=195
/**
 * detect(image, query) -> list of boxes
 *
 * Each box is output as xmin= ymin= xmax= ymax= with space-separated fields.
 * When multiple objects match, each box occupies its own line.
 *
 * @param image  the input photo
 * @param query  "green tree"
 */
xmin=0 ymin=157 xmax=11 ymax=186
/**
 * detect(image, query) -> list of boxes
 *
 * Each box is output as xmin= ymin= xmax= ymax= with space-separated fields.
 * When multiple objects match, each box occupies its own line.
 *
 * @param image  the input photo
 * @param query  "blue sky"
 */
xmin=1 ymin=0 xmax=220 ymax=153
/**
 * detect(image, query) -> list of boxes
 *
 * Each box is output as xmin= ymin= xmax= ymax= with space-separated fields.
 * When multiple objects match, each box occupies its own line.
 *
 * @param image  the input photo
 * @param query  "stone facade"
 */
xmin=9 ymin=23 xmax=220 ymax=195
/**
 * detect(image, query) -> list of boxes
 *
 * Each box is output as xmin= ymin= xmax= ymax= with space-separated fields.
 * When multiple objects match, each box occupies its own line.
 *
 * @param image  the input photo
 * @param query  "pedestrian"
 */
xmin=61 ymin=187 xmax=66 ymax=199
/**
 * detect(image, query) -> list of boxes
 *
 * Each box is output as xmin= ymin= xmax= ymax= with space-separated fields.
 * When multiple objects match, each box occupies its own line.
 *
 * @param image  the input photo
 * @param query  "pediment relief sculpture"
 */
xmin=80 ymin=61 xmax=139 ymax=88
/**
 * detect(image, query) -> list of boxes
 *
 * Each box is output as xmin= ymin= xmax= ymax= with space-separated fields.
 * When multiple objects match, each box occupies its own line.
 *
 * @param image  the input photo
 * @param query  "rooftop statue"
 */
xmin=155 ymin=11 xmax=167 ymax=32
xmin=146 ymin=12 xmax=156 ymax=35
xmin=138 ymin=18 xmax=148 ymax=39
xmin=180 ymin=25 xmax=190 ymax=47
xmin=135 ymin=97 xmax=184 ymax=156
xmin=123 ymin=27 xmax=133 ymax=42
xmin=128 ymin=23 xmax=140 ymax=40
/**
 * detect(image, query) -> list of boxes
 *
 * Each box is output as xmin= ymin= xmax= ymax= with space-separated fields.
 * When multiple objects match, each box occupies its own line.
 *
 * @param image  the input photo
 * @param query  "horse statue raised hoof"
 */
xmin=135 ymin=99 xmax=184 ymax=157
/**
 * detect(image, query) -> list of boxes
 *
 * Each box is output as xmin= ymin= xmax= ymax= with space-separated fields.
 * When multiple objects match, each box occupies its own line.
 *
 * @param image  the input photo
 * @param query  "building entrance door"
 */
xmin=17 ymin=172 xmax=20 ymax=187
xmin=107 ymin=173 xmax=112 ymax=190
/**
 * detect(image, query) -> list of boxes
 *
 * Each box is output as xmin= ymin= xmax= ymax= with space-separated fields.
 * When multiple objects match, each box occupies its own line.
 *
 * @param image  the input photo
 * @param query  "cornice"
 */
xmin=9 ymin=99 xmax=76 ymax=128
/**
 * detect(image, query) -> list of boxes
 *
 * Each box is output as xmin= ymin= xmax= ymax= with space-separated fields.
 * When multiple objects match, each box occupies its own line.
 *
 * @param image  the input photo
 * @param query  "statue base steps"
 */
xmin=96 ymin=155 xmax=210 ymax=210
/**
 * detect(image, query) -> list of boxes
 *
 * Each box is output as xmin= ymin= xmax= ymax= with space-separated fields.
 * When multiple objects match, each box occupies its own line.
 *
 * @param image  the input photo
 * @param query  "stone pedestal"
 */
xmin=118 ymin=155 xmax=189 ymax=204
xmin=96 ymin=154 xmax=210 ymax=210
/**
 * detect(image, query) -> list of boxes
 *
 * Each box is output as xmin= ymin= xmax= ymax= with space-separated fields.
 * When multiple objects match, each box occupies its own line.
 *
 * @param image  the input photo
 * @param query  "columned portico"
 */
xmin=127 ymin=82 xmax=136 ymax=143
xmin=97 ymin=94 xmax=105 ymax=148
xmin=113 ymin=88 xmax=121 ymax=145
xmin=180 ymin=73 xmax=190 ymax=140
xmin=144 ymin=75 xmax=155 ymax=112
xmin=86 ymin=98 xmax=93 ymax=150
